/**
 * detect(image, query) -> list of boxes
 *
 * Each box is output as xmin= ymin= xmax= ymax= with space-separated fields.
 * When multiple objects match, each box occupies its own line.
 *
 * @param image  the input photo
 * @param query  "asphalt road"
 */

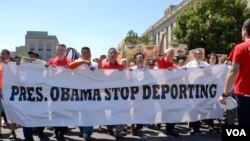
xmin=1 ymin=121 xmax=222 ymax=141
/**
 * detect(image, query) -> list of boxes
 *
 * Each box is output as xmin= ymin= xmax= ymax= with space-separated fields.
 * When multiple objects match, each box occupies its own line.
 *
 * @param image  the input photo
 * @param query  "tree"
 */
xmin=125 ymin=30 xmax=153 ymax=45
xmin=138 ymin=34 xmax=150 ymax=45
xmin=124 ymin=30 xmax=139 ymax=45
xmin=173 ymin=0 xmax=250 ymax=55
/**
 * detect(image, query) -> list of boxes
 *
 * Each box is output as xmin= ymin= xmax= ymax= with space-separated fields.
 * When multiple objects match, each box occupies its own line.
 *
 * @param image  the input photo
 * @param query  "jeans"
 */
xmin=23 ymin=127 xmax=33 ymax=141
xmin=79 ymin=126 xmax=93 ymax=136
xmin=236 ymin=95 xmax=250 ymax=125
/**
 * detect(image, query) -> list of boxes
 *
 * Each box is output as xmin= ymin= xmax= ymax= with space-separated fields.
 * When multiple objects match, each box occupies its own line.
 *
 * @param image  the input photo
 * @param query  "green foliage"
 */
xmin=124 ymin=30 xmax=139 ymax=45
xmin=122 ymin=51 xmax=126 ymax=58
xmin=128 ymin=57 xmax=135 ymax=63
xmin=125 ymin=30 xmax=152 ymax=45
xmin=138 ymin=34 xmax=151 ymax=45
xmin=173 ymin=0 xmax=250 ymax=55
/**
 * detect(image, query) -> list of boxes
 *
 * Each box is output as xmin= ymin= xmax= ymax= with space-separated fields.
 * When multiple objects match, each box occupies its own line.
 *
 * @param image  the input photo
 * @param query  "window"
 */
xmin=46 ymin=44 xmax=52 ymax=51
xmin=30 ymin=44 xmax=35 ymax=51
xmin=46 ymin=54 xmax=51 ymax=61
xmin=37 ymin=44 xmax=43 ymax=51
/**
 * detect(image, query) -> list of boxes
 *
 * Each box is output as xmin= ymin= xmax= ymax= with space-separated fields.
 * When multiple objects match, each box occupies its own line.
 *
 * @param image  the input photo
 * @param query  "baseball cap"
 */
xmin=164 ymin=48 xmax=174 ymax=54
xmin=28 ymin=51 xmax=39 ymax=57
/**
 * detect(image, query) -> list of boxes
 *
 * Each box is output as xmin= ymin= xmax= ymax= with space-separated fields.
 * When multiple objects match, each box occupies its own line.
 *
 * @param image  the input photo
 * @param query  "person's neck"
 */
xmin=57 ymin=56 xmax=64 ymax=61
xmin=164 ymin=58 xmax=172 ymax=62
xmin=81 ymin=57 xmax=90 ymax=61
xmin=245 ymin=37 xmax=250 ymax=41
xmin=109 ymin=59 xmax=117 ymax=64
xmin=137 ymin=64 xmax=144 ymax=68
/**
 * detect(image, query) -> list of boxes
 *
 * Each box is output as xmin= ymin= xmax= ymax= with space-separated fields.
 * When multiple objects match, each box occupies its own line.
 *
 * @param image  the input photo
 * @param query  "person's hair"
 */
xmin=108 ymin=48 xmax=117 ymax=53
xmin=134 ymin=52 xmax=145 ymax=60
xmin=57 ymin=44 xmax=66 ymax=48
xmin=81 ymin=47 xmax=90 ymax=53
xmin=193 ymin=49 xmax=202 ymax=54
xmin=148 ymin=59 xmax=155 ymax=65
xmin=164 ymin=48 xmax=174 ymax=54
xmin=93 ymin=58 xmax=99 ymax=62
xmin=1 ymin=49 xmax=10 ymax=55
xmin=209 ymin=53 xmax=219 ymax=64
xmin=243 ymin=19 xmax=250 ymax=35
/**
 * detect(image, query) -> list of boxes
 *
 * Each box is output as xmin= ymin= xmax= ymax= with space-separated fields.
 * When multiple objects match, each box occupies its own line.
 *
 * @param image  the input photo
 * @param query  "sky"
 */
xmin=0 ymin=0 xmax=182 ymax=58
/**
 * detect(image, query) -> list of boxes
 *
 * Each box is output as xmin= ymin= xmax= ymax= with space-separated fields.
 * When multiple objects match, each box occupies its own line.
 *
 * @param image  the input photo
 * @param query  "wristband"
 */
xmin=222 ymin=93 xmax=228 ymax=97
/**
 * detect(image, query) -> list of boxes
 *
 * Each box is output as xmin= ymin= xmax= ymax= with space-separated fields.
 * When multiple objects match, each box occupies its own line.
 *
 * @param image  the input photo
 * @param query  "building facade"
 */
xmin=16 ymin=31 xmax=59 ymax=61
xmin=117 ymin=0 xmax=193 ymax=62
xmin=25 ymin=31 xmax=59 ymax=61
xmin=142 ymin=0 xmax=194 ymax=51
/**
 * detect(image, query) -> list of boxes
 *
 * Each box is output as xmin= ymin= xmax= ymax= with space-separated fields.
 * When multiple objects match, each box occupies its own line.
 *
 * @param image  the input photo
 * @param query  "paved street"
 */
xmin=1 ymin=122 xmax=222 ymax=141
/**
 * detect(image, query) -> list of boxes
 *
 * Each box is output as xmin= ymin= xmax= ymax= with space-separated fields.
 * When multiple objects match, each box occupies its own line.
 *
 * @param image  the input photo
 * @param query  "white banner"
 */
xmin=2 ymin=63 xmax=228 ymax=127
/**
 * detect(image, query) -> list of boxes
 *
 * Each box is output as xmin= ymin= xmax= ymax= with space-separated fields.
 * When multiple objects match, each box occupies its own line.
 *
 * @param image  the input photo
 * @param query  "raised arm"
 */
xmin=98 ymin=54 xmax=106 ymax=69
xmin=158 ymin=31 xmax=166 ymax=59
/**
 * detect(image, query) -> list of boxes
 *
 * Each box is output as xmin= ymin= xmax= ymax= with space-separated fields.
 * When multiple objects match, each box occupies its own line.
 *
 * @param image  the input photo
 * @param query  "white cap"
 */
xmin=164 ymin=48 xmax=174 ymax=54
xmin=121 ymin=58 xmax=127 ymax=62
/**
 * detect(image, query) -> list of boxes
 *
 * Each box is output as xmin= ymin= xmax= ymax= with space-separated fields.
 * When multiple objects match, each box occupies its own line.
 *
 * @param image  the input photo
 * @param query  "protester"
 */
xmin=185 ymin=48 xmax=209 ymax=135
xmin=129 ymin=61 xmax=135 ymax=68
xmin=0 ymin=50 xmax=6 ymax=138
xmin=92 ymin=58 xmax=100 ymax=64
xmin=70 ymin=47 xmax=98 ymax=141
xmin=120 ymin=58 xmax=128 ymax=69
xmin=157 ymin=31 xmax=180 ymax=137
xmin=205 ymin=53 xmax=220 ymax=132
xmin=0 ymin=49 xmax=17 ymax=139
xmin=130 ymin=53 xmax=146 ymax=136
xmin=99 ymin=48 xmax=125 ymax=139
xmin=22 ymin=50 xmax=46 ymax=141
xmin=177 ymin=58 xmax=186 ymax=67
xmin=219 ymin=18 xmax=250 ymax=125
xmin=157 ymin=48 xmax=180 ymax=137
xmin=147 ymin=59 xmax=158 ymax=69
xmin=47 ymin=44 xmax=72 ymax=140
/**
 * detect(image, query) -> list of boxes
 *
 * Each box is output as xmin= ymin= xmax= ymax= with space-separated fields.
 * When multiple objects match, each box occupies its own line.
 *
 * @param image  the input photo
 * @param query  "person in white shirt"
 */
xmin=147 ymin=59 xmax=158 ymax=70
xmin=130 ymin=53 xmax=146 ymax=136
xmin=185 ymin=49 xmax=209 ymax=68
xmin=185 ymin=49 xmax=209 ymax=135
xmin=75 ymin=47 xmax=98 ymax=70
xmin=73 ymin=47 xmax=97 ymax=141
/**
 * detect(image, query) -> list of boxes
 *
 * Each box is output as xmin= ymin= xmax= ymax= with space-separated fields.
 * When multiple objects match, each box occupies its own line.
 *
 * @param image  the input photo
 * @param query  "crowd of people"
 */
xmin=1 ymin=18 xmax=250 ymax=141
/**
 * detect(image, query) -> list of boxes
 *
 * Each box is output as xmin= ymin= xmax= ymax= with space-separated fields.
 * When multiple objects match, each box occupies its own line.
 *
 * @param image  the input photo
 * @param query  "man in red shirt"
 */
xmin=157 ymin=32 xmax=179 ymax=137
xmin=220 ymin=19 xmax=250 ymax=125
xmin=100 ymin=48 xmax=125 ymax=139
xmin=157 ymin=49 xmax=179 ymax=137
xmin=47 ymin=44 xmax=71 ymax=67
xmin=157 ymin=48 xmax=177 ymax=69
xmin=101 ymin=48 xmax=125 ymax=69
xmin=47 ymin=44 xmax=71 ymax=139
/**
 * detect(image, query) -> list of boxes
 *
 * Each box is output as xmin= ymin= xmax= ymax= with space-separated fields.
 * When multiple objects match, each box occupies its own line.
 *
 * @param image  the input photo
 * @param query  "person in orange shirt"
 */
xmin=0 ymin=49 xmax=17 ymax=139
xmin=0 ymin=61 xmax=3 ymax=139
